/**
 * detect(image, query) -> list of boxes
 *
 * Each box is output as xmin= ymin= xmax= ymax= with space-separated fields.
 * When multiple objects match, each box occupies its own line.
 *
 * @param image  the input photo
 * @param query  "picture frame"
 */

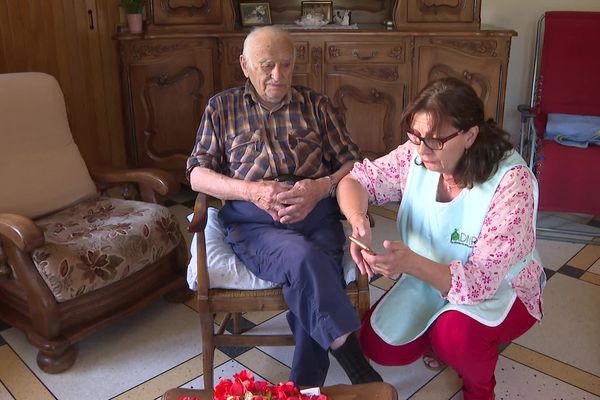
xmin=301 ymin=1 xmax=334 ymax=23
xmin=240 ymin=2 xmax=272 ymax=27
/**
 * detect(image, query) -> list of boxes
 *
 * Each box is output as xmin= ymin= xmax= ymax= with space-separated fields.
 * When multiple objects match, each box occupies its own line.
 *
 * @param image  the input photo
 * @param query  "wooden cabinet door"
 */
xmin=323 ymin=39 xmax=411 ymax=159
xmin=120 ymin=38 xmax=216 ymax=178
xmin=394 ymin=0 xmax=481 ymax=27
xmin=413 ymin=35 xmax=512 ymax=125
xmin=148 ymin=0 xmax=234 ymax=30
xmin=0 ymin=0 xmax=125 ymax=168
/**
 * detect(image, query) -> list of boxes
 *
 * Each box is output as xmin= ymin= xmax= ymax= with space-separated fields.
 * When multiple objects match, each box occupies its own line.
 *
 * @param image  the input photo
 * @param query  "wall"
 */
xmin=482 ymin=0 xmax=600 ymax=141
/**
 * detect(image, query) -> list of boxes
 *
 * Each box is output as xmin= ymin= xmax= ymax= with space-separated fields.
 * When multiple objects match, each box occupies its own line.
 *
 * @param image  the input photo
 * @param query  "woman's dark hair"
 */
xmin=399 ymin=77 xmax=514 ymax=188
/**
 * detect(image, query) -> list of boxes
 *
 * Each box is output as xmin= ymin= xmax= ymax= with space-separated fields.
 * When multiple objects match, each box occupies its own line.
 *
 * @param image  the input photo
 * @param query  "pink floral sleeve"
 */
xmin=350 ymin=142 xmax=414 ymax=205
xmin=446 ymin=165 xmax=543 ymax=320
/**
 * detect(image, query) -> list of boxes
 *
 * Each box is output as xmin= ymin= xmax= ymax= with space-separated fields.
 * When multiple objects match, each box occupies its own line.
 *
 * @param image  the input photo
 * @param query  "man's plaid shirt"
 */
xmin=186 ymin=81 xmax=361 ymax=181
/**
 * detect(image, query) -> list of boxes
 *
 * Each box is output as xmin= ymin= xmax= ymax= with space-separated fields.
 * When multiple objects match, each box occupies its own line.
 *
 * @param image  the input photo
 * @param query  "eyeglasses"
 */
xmin=406 ymin=129 xmax=463 ymax=150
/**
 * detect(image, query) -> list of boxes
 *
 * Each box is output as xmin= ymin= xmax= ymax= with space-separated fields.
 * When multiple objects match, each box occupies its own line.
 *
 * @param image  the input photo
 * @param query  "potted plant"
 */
xmin=120 ymin=0 xmax=145 ymax=34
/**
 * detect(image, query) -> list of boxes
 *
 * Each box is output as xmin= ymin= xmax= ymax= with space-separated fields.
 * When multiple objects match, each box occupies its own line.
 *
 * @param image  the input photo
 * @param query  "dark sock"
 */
xmin=330 ymin=332 xmax=383 ymax=384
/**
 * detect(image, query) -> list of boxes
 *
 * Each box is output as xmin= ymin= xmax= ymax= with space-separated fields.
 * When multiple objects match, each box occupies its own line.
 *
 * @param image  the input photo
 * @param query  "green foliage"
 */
xmin=120 ymin=0 xmax=144 ymax=14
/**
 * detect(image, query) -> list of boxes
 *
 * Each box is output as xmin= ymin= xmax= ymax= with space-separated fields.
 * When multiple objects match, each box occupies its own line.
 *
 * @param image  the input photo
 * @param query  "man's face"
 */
xmin=240 ymin=33 xmax=295 ymax=108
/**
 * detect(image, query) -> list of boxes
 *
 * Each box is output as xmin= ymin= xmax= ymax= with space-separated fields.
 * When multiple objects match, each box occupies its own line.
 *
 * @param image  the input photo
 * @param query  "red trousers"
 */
xmin=359 ymin=297 xmax=536 ymax=400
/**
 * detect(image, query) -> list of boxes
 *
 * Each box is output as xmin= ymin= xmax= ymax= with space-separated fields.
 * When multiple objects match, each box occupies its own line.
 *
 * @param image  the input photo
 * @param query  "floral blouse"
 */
xmin=351 ymin=142 xmax=544 ymax=320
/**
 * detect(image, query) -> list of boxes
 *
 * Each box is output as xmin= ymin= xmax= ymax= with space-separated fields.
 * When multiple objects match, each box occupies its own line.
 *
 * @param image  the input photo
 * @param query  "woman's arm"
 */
xmin=337 ymin=175 xmax=374 ymax=277
xmin=445 ymin=165 xmax=537 ymax=304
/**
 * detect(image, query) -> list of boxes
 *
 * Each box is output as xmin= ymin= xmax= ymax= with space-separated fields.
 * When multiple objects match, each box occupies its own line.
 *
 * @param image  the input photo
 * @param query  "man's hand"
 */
xmin=275 ymin=178 xmax=328 ymax=224
xmin=250 ymin=181 xmax=293 ymax=221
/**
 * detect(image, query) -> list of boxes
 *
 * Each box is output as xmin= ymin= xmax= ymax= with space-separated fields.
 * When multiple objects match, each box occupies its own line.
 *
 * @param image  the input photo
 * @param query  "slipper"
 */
xmin=422 ymin=353 xmax=447 ymax=371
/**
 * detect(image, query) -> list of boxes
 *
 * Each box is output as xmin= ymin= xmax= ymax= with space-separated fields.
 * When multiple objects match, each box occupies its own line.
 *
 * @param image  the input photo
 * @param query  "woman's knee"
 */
xmin=429 ymin=312 xmax=492 ymax=364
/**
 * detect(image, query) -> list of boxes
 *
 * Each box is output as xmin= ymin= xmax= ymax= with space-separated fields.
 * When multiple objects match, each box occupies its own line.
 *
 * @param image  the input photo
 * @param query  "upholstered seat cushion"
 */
xmin=187 ymin=207 xmax=357 ymax=290
xmin=32 ymin=197 xmax=182 ymax=302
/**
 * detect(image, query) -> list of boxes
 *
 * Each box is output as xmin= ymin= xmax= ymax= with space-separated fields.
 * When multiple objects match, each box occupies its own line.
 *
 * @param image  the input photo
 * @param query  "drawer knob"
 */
xmin=352 ymin=49 xmax=378 ymax=60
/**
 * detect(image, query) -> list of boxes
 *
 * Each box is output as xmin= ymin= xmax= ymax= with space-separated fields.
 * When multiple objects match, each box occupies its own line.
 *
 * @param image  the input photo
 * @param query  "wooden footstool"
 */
xmin=163 ymin=382 xmax=398 ymax=400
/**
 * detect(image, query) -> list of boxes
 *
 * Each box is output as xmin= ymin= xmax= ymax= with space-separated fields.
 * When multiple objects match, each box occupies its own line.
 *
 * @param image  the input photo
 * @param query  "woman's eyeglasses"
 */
xmin=407 ymin=129 xmax=463 ymax=150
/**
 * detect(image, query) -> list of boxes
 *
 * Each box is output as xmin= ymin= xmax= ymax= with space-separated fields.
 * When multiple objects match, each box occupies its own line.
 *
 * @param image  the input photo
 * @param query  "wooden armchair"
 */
xmin=188 ymin=192 xmax=371 ymax=390
xmin=0 ymin=72 xmax=189 ymax=373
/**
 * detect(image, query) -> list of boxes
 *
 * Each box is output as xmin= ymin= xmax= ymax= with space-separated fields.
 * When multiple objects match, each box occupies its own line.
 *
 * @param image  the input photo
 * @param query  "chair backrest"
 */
xmin=533 ymin=11 xmax=600 ymax=137
xmin=0 ymin=72 xmax=97 ymax=218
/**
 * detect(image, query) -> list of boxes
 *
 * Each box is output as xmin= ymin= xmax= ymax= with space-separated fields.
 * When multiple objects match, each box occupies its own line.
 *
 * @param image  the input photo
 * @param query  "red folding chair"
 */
xmin=519 ymin=11 xmax=600 ymax=244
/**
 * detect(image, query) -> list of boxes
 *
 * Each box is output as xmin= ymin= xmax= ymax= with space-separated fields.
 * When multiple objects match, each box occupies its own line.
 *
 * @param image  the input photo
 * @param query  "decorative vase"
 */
xmin=126 ymin=13 xmax=143 ymax=34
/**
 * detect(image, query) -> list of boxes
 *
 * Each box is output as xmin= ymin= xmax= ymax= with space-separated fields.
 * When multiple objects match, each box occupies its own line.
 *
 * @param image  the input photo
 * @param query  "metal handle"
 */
xmin=352 ymin=49 xmax=378 ymax=60
xmin=88 ymin=9 xmax=94 ymax=30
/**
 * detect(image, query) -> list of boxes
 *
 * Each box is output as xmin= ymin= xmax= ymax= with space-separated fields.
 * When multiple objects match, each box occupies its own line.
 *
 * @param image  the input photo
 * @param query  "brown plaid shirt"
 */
xmin=186 ymin=81 xmax=361 ymax=181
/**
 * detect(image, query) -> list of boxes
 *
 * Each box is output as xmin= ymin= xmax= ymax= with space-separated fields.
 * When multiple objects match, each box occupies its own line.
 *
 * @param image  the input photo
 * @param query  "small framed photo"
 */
xmin=301 ymin=1 xmax=334 ymax=23
xmin=240 ymin=3 xmax=272 ymax=27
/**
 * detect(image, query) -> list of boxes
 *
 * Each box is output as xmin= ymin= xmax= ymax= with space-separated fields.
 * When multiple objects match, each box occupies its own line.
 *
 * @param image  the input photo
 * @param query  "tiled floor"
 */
xmin=1 ymin=187 xmax=599 ymax=400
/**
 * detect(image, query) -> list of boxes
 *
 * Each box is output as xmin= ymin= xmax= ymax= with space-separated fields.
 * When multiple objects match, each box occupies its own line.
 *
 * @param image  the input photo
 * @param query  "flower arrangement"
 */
xmin=179 ymin=370 xmax=329 ymax=400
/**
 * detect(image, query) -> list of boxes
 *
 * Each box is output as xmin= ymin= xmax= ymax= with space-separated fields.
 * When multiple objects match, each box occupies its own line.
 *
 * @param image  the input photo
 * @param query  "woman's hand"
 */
xmin=348 ymin=213 xmax=376 ymax=278
xmin=362 ymin=239 xmax=412 ymax=278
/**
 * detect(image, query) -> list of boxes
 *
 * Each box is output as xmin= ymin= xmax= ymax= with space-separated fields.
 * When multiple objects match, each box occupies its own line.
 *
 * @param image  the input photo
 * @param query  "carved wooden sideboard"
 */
xmin=117 ymin=0 xmax=515 ymax=177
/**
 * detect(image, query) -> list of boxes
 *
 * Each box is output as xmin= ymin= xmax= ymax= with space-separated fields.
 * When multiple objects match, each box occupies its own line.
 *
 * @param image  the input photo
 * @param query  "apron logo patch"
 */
xmin=450 ymin=228 xmax=477 ymax=248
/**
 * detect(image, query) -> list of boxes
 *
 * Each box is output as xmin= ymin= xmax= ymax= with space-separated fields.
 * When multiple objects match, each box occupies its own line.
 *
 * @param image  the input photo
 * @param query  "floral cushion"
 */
xmin=33 ymin=197 xmax=181 ymax=302
xmin=187 ymin=208 xmax=357 ymax=290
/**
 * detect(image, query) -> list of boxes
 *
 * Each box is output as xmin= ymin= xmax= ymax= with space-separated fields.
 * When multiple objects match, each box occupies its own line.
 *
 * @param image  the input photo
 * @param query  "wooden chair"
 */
xmin=0 ymin=72 xmax=189 ymax=373
xmin=188 ymin=192 xmax=371 ymax=390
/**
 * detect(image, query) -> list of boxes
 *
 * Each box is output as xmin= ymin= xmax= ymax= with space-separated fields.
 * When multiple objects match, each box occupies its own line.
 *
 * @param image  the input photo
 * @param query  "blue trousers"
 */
xmin=219 ymin=198 xmax=360 ymax=386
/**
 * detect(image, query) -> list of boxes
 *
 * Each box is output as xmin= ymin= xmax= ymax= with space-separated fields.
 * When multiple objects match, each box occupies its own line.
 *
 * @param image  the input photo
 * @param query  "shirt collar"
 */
xmin=243 ymin=80 xmax=304 ymax=110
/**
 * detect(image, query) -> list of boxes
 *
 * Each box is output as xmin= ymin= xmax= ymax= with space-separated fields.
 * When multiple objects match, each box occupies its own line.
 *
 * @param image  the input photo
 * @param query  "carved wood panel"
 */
xmin=413 ymin=36 xmax=507 ymax=124
xmin=394 ymin=0 xmax=480 ymax=27
xmin=149 ymin=0 xmax=234 ymax=29
xmin=325 ymin=63 xmax=409 ymax=158
xmin=124 ymin=41 xmax=216 ymax=175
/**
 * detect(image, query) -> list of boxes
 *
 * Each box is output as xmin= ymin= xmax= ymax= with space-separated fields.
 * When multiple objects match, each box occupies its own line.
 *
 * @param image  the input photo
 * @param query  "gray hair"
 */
xmin=241 ymin=26 xmax=295 ymax=66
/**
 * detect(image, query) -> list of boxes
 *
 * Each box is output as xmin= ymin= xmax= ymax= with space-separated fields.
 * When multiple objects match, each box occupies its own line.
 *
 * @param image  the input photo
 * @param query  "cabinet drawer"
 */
xmin=325 ymin=42 xmax=406 ymax=64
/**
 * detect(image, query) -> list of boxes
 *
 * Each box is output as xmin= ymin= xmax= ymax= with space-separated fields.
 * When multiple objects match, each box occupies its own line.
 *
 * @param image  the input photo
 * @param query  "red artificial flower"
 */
xmin=200 ymin=370 xmax=329 ymax=400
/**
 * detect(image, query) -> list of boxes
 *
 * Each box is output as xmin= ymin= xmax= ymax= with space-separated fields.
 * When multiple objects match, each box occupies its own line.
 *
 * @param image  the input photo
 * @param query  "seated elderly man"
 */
xmin=186 ymin=26 xmax=382 ymax=386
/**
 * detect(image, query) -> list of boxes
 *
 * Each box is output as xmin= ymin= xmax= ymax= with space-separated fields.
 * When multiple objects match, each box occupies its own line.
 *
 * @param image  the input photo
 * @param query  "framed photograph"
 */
xmin=240 ymin=3 xmax=272 ymax=27
xmin=301 ymin=1 xmax=334 ymax=23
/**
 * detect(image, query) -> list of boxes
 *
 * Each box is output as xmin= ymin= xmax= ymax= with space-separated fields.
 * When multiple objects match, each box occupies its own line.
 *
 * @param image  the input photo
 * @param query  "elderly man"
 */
xmin=186 ymin=26 xmax=382 ymax=386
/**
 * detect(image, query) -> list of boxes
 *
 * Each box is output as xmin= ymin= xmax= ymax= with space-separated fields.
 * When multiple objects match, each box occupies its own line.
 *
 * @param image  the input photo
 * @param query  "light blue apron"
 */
xmin=371 ymin=151 xmax=543 ymax=346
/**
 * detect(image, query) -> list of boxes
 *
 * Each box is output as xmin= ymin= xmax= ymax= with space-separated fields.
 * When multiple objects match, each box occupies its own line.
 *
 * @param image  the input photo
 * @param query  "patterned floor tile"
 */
xmin=580 ymin=271 xmax=600 ymax=286
xmin=536 ymin=238 xmax=585 ymax=270
xmin=370 ymin=275 xmax=396 ymax=291
xmin=236 ymin=347 xmax=290 ymax=385
xmin=513 ymin=274 xmax=600 ymax=377
xmin=558 ymin=264 xmax=586 ymax=279
xmin=410 ymin=367 xmax=462 ymax=400
xmin=589 ymin=257 xmax=600 ymax=275
xmin=502 ymin=343 xmax=600 ymax=397
xmin=567 ymin=244 xmax=600 ymax=270
xmin=0 ymin=345 xmax=53 ymax=400
xmin=113 ymin=355 xmax=204 ymax=400
xmin=0 ymin=381 xmax=15 ymax=400
xmin=218 ymin=345 xmax=253 ymax=359
xmin=1 ymin=300 xmax=201 ymax=400
xmin=183 ymin=358 xmax=262 ymax=390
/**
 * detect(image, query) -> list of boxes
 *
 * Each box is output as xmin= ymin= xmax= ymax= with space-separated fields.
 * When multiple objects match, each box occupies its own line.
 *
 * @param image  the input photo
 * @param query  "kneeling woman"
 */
xmin=337 ymin=77 xmax=545 ymax=400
